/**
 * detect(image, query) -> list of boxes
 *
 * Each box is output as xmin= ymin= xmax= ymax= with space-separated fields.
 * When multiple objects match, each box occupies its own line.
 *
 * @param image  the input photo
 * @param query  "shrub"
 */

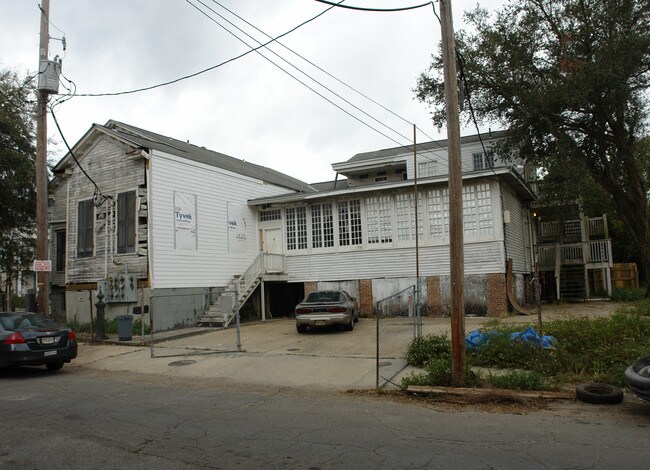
xmin=610 ymin=287 xmax=646 ymax=302
xmin=401 ymin=357 xmax=481 ymax=388
xmin=405 ymin=334 xmax=451 ymax=367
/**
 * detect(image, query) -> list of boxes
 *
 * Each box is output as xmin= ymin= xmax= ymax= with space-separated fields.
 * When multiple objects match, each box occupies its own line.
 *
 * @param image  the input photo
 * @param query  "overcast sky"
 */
xmin=1 ymin=0 xmax=505 ymax=183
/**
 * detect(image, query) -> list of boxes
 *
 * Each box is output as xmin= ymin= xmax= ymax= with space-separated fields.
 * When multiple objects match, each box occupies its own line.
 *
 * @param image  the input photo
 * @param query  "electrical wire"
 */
xmin=193 ymin=0 xmax=471 ymax=171
xmin=192 ymin=0 xmax=422 ymax=151
xmin=49 ymin=106 xmax=109 ymax=207
xmin=314 ymin=0 xmax=433 ymax=13
xmin=211 ymin=0 xmax=439 ymax=143
xmin=73 ymin=1 xmax=341 ymax=97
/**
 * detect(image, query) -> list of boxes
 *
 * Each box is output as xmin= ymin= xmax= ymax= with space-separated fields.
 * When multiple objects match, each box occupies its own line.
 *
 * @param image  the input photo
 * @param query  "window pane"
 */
xmin=77 ymin=200 xmax=94 ymax=257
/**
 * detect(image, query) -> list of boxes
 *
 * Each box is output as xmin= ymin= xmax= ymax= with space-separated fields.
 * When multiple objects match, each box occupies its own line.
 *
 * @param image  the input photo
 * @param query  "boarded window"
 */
xmin=117 ymin=191 xmax=136 ymax=254
xmin=77 ymin=200 xmax=94 ymax=258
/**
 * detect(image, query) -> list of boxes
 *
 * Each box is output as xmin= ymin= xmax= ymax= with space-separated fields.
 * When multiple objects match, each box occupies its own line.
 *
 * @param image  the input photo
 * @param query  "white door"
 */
xmin=263 ymin=228 xmax=283 ymax=254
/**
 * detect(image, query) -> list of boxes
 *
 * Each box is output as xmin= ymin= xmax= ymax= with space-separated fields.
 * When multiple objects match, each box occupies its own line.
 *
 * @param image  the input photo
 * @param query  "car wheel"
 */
xmin=296 ymin=324 xmax=307 ymax=334
xmin=344 ymin=316 xmax=354 ymax=331
xmin=575 ymin=382 xmax=624 ymax=405
xmin=45 ymin=361 xmax=64 ymax=371
xmin=353 ymin=311 xmax=359 ymax=323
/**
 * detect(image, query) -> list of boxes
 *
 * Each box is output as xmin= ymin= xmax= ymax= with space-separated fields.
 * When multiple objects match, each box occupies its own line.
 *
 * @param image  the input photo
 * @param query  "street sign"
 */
xmin=33 ymin=259 xmax=52 ymax=272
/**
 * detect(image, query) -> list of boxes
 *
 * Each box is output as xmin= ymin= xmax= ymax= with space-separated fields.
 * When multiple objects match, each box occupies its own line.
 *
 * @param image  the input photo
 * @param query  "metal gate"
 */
xmin=375 ymin=285 xmax=423 ymax=389
xmin=149 ymin=289 xmax=242 ymax=358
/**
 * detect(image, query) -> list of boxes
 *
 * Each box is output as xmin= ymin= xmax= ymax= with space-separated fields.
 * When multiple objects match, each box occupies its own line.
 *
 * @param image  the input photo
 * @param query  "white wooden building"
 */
xmin=250 ymin=131 xmax=538 ymax=319
xmin=49 ymin=122 xmax=540 ymax=330
xmin=48 ymin=121 xmax=312 ymax=330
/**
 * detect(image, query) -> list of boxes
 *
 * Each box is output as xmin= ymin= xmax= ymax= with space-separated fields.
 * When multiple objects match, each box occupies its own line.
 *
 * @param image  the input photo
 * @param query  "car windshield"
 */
xmin=306 ymin=292 xmax=342 ymax=303
xmin=0 ymin=313 xmax=58 ymax=331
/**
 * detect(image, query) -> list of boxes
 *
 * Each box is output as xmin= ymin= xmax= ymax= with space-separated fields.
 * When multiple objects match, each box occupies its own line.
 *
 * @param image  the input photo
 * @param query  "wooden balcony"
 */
xmin=536 ymin=240 xmax=612 ymax=270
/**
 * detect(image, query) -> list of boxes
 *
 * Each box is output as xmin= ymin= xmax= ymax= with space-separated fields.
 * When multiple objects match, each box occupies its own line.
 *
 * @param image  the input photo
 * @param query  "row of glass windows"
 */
xmin=284 ymin=184 xmax=494 ymax=251
xmin=76 ymin=191 xmax=136 ymax=258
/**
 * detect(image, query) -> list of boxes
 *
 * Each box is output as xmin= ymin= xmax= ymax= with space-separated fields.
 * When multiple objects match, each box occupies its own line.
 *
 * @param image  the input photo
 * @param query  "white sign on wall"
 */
xmin=174 ymin=192 xmax=197 ymax=251
xmin=227 ymin=202 xmax=247 ymax=253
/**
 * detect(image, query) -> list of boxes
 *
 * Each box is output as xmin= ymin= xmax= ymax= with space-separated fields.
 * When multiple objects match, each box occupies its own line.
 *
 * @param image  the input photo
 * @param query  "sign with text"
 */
xmin=33 ymin=260 xmax=52 ymax=272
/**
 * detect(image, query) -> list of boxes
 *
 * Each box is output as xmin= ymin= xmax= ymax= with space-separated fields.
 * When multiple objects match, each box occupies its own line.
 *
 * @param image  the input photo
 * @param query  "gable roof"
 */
xmin=52 ymin=120 xmax=315 ymax=193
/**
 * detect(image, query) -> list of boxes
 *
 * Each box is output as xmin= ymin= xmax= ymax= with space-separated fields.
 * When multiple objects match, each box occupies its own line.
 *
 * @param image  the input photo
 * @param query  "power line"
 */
xmin=73 ymin=1 xmax=341 ymax=97
xmin=193 ymin=0 xmax=471 ymax=171
xmin=314 ymin=0 xmax=433 ymax=13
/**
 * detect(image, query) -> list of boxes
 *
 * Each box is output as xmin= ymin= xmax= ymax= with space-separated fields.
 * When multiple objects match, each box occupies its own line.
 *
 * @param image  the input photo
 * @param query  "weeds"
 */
xmin=402 ymin=304 xmax=650 ymax=389
xmin=66 ymin=317 xmax=151 ymax=336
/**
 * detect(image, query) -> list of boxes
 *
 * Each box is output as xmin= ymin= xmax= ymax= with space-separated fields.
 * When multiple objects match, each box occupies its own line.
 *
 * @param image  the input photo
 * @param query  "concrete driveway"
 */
xmin=73 ymin=301 xmax=624 ymax=391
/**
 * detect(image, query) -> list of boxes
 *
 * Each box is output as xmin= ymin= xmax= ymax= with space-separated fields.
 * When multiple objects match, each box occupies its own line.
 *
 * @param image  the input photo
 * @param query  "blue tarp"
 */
xmin=466 ymin=326 xmax=556 ymax=350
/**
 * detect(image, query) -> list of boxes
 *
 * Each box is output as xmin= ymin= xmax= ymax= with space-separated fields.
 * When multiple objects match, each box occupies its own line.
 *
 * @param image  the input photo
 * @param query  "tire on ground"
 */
xmin=575 ymin=382 xmax=624 ymax=405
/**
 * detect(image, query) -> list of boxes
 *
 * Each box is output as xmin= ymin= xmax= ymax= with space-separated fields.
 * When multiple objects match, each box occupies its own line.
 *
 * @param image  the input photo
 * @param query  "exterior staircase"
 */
xmin=198 ymin=252 xmax=285 ymax=327
xmin=559 ymin=265 xmax=587 ymax=302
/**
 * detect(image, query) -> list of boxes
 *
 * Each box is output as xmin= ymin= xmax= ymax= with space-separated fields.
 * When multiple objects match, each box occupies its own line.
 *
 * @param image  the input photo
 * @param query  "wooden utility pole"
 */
xmin=439 ymin=0 xmax=466 ymax=386
xmin=36 ymin=0 xmax=50 ymax=314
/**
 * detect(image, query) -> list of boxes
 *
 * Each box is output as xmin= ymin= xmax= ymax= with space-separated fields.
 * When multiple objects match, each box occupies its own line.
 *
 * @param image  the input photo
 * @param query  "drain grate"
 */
xmin=378 ymin=361 xmax=392 ymax=367
xmin=168 ymin=360 xmax=196 ymax=367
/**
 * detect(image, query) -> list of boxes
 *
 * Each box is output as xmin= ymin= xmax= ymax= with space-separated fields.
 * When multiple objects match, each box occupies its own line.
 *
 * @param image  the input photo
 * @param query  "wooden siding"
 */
xmin=286 ymin=241 xmax=505 ymax=282
xmin=149 ymin=151 xmax=296 ymax=288
xmin=502 ymin=185 xmax=531 ymax=273
xmin=64 ymin=137 xmax=148 ymax=284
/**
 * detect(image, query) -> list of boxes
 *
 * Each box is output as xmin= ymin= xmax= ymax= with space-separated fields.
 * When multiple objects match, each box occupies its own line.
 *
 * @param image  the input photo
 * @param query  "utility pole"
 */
xmin=439 ymin=0 xmax=466 ymax=386
xmin=36 ymin=0 xmax=50 ymax=314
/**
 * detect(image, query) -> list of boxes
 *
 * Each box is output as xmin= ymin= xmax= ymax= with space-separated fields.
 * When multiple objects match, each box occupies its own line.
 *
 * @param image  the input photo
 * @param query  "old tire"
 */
xmin=576 ymin=382 xmax=623 ymax=405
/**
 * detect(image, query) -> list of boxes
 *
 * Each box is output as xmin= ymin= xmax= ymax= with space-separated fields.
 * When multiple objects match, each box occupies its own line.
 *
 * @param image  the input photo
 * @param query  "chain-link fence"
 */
xmin=149 ymin=289 xmax=241 ymax=358
xmin=375 ymin=285 xmax=422 ymax=389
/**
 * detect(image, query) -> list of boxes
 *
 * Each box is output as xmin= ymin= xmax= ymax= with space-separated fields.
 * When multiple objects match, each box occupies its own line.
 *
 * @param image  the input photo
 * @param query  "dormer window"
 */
xmin=473 ymin=152 xmax=492 ymax=171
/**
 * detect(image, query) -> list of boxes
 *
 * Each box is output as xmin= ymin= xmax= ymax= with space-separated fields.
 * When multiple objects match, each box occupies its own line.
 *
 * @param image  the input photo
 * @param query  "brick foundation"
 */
xmin=487 ymin=273 xmax=508 ymax=317
xmin=303 ymin=282 xmax=318 ymax=297
xmin=359 ymin=279 xmax=373 ymax=317
xmin=426 ymin=276 xmax=445 ymax=316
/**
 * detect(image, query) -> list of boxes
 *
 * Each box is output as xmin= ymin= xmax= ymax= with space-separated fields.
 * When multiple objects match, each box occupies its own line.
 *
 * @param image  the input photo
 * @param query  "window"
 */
xmin=395 ymin=193 xmax=424 ymax=242
xmin=286 ymin=206 xmax=307 ymax=250
xmin=418 ymin=161 xmax=437 ymax=178
xmin=366 ymin=195 xmax=392 ymax=244
xmin=473 ymin=152 xmax=492 ymax=171
xmin=77 ymin=199 xmax=94 ymax=258
xmin=259 ymin=209 xmax=281 ymax=221
xmin=311 ymin=203 xmax=334 ymax=248
xmin=462 ymin=183 xmax=494 ymax=237
xmin=55 ymin=231 xmax=66 ymax=272
xmin=374 ymin=171 xmax=388 ymax=183
xmin=427 ymin=188 xmax=449 ymax=238
xmin=117 ymin=191 xmax=136 ymax=254
xmin=337 ymin=200 xmax=362 ymax=246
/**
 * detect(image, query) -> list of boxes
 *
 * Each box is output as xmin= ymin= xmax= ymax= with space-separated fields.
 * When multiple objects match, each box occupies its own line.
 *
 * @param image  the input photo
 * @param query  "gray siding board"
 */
xmin=65 ymin=137 xmax=148 ymax=284
xmin=503 ymin=185 xmax=531 ymax=273
xmin=286 ymin=241 xmax=505 ymax=282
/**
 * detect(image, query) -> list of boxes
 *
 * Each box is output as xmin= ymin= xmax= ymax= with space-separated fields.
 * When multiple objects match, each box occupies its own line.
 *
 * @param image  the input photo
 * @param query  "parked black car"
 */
xmin=625 ymin=354 xmax=650 ymax=402
xmin=0 ymin=312 xmax=78 ymax=371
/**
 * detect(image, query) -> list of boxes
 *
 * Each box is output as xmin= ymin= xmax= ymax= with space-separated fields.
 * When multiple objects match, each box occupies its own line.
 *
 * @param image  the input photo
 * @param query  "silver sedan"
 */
xmin=295 ymin=290 xmax=359 ymax=333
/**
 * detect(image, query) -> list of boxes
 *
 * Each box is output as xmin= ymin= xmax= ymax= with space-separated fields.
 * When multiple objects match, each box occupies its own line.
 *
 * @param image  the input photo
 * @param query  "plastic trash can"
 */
xmin=116 ymin=315 xmax=133 ymax=341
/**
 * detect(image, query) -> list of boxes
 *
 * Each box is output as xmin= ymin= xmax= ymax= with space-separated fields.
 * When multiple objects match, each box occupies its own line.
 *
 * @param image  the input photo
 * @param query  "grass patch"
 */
xmin=610 ymin=287 xmax=647 ymax=302
xmin=402 ymin=304 xmax=650 ymax=389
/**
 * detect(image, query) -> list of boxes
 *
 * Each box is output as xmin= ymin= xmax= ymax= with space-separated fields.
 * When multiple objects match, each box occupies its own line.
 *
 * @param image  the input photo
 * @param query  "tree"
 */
xmin=0 ymin=69 xmax=37 ymax=308
xmin=416 ymin=0 xmax=650 ymax=295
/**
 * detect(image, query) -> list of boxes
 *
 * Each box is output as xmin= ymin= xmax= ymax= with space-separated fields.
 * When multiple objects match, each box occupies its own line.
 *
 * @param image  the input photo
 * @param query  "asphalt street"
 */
xmin=1 ymin=366 xmax=649 ymax=470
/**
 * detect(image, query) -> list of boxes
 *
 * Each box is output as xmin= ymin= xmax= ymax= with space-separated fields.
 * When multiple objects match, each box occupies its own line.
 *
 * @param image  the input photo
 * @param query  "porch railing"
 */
xmin=536 ymin=240 xmax=611 ymax=268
